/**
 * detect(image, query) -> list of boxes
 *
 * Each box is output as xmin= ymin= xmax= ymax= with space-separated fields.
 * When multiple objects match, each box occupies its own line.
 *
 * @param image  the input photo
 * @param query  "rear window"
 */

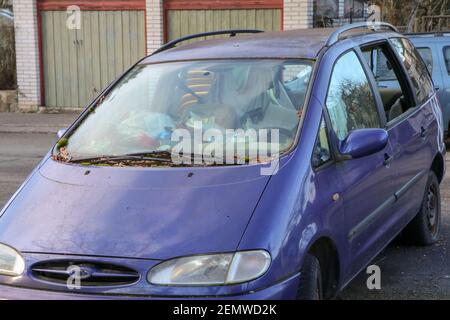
xmin=391 ymin=38 xmax=434 ymax=105
xmin=444 ymin=46 xmax=450 ymax=75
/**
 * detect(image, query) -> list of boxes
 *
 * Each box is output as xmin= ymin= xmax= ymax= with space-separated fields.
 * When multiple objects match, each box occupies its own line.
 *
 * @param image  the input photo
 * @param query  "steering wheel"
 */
xmin=175 ymin=71 xmax=207 ymax=112
xmin=180 ymin=103 xmax=238 ymax=128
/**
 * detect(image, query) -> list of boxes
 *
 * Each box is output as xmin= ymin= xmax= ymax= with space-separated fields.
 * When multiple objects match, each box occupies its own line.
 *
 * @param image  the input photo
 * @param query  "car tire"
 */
xmin=296 ymin=254 xmax=323 ymax=300
xmin=402 ymin=171 xmax=441 ymax=246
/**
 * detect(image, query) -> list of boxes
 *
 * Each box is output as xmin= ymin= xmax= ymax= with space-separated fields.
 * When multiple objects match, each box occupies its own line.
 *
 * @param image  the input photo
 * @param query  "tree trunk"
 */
xmin=407 ymin=2 xmax=420 ymax=32
xmin=1 ymin=0 xmax=12 ymax=8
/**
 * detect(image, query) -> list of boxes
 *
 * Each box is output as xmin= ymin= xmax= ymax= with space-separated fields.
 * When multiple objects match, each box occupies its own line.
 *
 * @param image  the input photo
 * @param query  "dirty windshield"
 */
xmin=54 ymin=59 xmax=313 ymax=166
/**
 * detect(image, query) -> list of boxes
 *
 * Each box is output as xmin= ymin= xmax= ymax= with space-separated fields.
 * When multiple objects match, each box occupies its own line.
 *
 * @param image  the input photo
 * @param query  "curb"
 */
xmin=0 ymin=124 xmax=63 ymax=134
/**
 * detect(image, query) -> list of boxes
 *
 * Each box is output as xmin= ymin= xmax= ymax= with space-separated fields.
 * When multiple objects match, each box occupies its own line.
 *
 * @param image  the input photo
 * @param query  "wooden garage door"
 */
xmin=41 ymin=10 xmax=145 ymax=109
xmin=167 ymin=9 xmax=282 ymax=42
xmin=165 ymin=0 xmax=283 ymax=42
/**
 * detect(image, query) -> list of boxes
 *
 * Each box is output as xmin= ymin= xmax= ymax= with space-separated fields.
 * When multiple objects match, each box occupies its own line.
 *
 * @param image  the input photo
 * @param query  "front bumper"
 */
xmin=0 ymin=274 xmax=300 ymax=300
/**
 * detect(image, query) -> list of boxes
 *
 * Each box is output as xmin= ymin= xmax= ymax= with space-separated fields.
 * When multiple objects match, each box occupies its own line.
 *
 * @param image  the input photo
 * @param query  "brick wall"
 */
xmin=283 ymin=0 xmax=313 ymax=30
xmin=146 ymin=0 xmax=164 ymax=54
xmin=12 ymin=0 xmax=41 ymax=112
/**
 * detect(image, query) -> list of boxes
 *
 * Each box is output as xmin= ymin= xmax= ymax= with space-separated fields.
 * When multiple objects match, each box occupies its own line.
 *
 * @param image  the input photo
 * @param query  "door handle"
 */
xmin=435 ymin=86 xmax=440 ymax=92
xmin=383 ymin=153 xmax=393 ymax=166
xmin=420 ymin=126 xmax=427 ymax=138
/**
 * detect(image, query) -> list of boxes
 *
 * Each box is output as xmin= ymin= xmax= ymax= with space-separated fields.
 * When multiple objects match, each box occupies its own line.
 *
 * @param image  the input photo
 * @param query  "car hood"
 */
xmin=0 ymin=158 xmax=271 ymax=260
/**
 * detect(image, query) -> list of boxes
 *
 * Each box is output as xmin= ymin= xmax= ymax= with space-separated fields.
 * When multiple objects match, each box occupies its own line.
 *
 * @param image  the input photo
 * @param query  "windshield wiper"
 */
xmin=69 ymin=151 xmax=173 ymax=164
xmin=69 ymin=151 xmax=252 ymax=166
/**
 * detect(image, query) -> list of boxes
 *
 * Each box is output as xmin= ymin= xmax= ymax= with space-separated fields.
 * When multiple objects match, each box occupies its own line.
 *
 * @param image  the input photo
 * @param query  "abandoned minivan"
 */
xmin=0 ymin=23 xmax=445 ymax=299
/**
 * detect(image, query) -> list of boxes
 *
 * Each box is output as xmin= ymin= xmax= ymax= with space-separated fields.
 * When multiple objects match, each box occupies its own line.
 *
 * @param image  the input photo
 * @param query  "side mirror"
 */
xmin=57 ymin=128 xmax=67 ymax=139
xmin=339 ymin=128 xmax=388 ymax=159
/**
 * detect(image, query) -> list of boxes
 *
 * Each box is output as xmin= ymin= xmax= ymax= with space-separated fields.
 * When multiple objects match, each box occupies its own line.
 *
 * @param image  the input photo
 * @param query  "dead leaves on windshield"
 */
xmin=52 ymin=146 xmax=69 ymax=162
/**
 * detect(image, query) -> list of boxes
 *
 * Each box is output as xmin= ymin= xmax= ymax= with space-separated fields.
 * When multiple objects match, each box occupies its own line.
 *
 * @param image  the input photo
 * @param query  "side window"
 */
xmin=326 ymin=51 xmax=380 ymax=141
xmin=417 ymin=47 xmax=433 ymax=74
xmin=312 ymin=117 xmax=331 ymax=168
xmin=371 ymin=49 xmax=397 ymax=81
xmin=444 ymin=47 xmax=450 ymax=75
xmin=362 ymin=44 xmax=414 ymax=123
xmin=391 ymin=38 xmax=434 ymax=105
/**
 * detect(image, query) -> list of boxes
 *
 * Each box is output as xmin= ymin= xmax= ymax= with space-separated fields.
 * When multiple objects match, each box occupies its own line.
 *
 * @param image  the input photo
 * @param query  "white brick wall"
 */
xmin=283 ymin=0 xmax=313 ymax=30
xmin=146 ymin=0 xmax=164 ymax=54
xmin=13 ymin=0 xmax=41 ymax=111
xmin=339 ymin=0 xmax=345 ymax=18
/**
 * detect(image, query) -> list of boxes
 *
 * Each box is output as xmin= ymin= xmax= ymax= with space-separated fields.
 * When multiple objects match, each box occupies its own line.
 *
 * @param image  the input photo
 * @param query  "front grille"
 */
xmin=31 ymin=260 xmax=140 ymax=287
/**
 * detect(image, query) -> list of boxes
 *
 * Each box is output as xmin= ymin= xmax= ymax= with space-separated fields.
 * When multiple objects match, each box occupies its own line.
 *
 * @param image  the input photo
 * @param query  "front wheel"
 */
xmin=402 ymin=171 xmax=441 ymax=246
xmin=296 ymin=254 xmax=323 ymax=300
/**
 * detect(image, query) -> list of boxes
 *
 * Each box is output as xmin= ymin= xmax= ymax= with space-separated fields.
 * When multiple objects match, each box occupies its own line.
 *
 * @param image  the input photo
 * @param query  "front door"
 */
xmin=323 ymin=50 xmax=397 ymax=275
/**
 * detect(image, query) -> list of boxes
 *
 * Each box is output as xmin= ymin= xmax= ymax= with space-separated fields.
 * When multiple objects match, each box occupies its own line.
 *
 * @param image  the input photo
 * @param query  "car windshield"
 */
xmin=55 ymin=59 xmax=313 ymax=166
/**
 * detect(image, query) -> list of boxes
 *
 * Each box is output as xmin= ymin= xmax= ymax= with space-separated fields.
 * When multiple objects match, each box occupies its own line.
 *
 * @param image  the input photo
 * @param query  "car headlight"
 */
xmin=0 ymin=243 xmax=25 ymax=276
xmin=148 ymin=250 xmax=271 ymax=286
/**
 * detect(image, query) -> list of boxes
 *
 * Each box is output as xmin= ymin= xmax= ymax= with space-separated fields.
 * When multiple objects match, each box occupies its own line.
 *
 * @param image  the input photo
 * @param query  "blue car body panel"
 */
xmin=0 ymin=28 xmax=445 ymax=299
xmin=0 ymin=158 xmax=272 ymax=260
xmin=409 ymin=34 xmax=450 ymax=134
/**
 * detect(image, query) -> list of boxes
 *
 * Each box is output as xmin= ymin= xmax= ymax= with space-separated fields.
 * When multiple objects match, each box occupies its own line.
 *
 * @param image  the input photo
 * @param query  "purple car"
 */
xmin=0 ymin=23 xmax=445 ymax=300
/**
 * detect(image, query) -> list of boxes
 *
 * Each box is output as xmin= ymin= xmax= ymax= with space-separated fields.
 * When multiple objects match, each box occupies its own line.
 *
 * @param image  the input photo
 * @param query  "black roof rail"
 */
xmin=152 ymin=29 xmax=264 ymax=55
xmin=326 ymin=22 xmax=399 ymax=46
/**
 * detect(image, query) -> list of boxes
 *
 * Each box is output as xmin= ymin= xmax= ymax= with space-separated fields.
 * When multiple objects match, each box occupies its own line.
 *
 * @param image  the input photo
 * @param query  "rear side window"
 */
xmin=444 ymin=47 xmax=450 ymax=75
xmin=362 ymin=44 xmax=414 ymax=123
xmin=390 ymin=38 xmax=433 ymax=105
xmin=326 ymin=51 xmax=380 ymax=141
xmin=372 ymin=49 xmax=397 ymax=81
xmin=417 ymin=47 xmax=433 ymax=74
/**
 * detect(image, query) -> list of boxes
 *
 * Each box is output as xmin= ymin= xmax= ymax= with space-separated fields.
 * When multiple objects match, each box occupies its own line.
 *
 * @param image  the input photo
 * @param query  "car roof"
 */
xmin=142 ymin=28 xmax=337 ymax=64
xmin=141 ymin=24 xmax=403 ymax=65
xmin=407 ymin=32 xmax=450 ymax=42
